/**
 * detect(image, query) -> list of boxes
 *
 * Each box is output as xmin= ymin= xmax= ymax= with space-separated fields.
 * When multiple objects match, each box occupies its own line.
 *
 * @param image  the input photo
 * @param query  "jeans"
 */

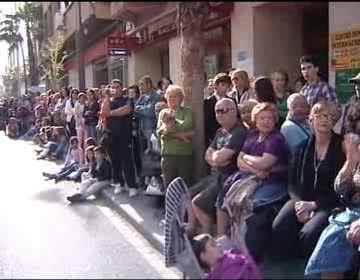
xmin=57 ymin=162 xmax=79 ymax=180
xmin=79 ymin=179 xmax=111 ymax=198
xmin=87 ymin=125 xmax=97 ymax=142
xmin=67 ymin=166 xmax=89 ymax=181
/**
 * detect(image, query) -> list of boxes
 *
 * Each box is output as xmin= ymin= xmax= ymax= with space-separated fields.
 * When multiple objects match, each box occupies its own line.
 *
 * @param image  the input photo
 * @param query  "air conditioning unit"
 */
xmin=54 ymin=11 xmax=65 ymax=31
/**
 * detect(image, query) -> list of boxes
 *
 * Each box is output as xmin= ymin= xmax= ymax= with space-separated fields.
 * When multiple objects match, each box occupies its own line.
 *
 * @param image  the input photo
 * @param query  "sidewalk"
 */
xmin=100 ymin=187 xmax=165 ymax=254
xmin=99 ymin=187 xmax=306 ymax=279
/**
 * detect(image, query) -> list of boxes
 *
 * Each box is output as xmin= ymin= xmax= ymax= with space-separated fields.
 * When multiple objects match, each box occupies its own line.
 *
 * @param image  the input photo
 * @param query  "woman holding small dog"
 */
xmin=157 ymin=85 xmax=194 ymax=188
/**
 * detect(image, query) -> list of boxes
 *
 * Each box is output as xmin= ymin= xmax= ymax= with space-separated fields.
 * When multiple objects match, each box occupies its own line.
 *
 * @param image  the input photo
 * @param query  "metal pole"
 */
xmin=76 ymin=2 xmax=85 ymax=90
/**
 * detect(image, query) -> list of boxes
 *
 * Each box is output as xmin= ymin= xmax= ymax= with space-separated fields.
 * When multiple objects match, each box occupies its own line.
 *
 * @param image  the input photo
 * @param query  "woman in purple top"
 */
xmin=218 ymin=102 xmax=290 ymax=261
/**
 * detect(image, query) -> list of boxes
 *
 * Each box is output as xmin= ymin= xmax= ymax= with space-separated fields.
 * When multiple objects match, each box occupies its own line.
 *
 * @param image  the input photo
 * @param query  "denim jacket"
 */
xmin=135 ymin=91 xmax=161 ymax=132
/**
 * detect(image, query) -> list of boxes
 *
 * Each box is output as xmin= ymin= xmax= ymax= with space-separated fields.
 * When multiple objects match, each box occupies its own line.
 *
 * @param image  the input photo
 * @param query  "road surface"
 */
xmin=0 ymin=133 xmax=178 ymax=279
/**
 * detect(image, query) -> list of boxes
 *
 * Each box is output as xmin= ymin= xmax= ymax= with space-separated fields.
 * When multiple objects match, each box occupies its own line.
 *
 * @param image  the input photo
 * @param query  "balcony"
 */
xmin=111 ymin=2 xmax=169 ymax=24
xmin=63 ymin=2 xmax=113 ymax=41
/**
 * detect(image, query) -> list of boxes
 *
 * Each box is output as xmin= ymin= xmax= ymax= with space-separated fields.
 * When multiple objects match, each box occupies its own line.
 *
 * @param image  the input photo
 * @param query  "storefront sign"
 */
xmin=335 ymin=68 xmax=360 ymax=104
xmin=108 ymin=48 xmax=128 ymax=56
xmin=330 ymin=27 xmax=360 ymax=70
xmin=107 ymin=35 xmax=139 ymax=49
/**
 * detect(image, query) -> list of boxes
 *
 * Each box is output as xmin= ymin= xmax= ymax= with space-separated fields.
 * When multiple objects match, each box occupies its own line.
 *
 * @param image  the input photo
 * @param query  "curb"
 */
xmin=100 ymin=188 xmax=165 ymax=255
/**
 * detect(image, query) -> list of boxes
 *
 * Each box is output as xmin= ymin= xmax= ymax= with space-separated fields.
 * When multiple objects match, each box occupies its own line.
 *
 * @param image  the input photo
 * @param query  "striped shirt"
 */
xmin=300 ymin=80 xmax=337 ymax=107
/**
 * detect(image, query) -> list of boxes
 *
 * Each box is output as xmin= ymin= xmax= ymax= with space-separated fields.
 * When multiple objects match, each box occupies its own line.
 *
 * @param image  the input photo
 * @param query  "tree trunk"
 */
xmin=19 ymin=41 xmax=28 ymax=95
xmin=179 ymin=3 xmax=207 ymax=181
xmin=26 ymin=22 xmax=39 ymax=86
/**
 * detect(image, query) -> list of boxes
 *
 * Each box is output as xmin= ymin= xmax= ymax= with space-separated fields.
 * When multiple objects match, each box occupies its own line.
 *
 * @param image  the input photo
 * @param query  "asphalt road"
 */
xmin=0 ymin=133 xmax=178 ymax=279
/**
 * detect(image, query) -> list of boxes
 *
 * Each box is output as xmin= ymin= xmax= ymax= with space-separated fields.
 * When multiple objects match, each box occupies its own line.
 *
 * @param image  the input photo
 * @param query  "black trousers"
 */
xmin=132 ymin=134 xmax=142 ymax=178
xmin=271 ymin=199 xmax=331 ymax=260
xmin=66 ymin=120 xmax=77 ymax=137
xmin=109 ymin=135 xmax=137 ymax=189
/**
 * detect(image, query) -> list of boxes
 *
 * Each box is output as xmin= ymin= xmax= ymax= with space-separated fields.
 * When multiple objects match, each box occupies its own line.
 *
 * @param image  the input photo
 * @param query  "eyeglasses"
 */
xmin=313 ymin=113 xmax=336 ymax=121
xmin=215 ymin=108 xmax=235 ymax=115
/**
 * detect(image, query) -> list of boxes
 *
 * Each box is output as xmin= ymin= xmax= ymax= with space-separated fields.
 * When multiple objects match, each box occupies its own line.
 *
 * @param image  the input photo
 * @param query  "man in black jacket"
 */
xmin=204 ymin=73 xmax=232 ymax=148
xmin=102 ymin=79 xmax=139 ymax=197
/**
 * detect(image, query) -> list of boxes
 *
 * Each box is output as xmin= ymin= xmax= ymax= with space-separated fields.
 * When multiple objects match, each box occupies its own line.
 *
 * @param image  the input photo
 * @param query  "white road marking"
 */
xmin=97 ymin=206 xmax=181 ymax=279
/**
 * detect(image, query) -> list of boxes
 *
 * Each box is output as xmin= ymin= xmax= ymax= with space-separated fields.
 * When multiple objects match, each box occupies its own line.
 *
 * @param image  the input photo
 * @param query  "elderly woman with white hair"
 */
xmin=157 ymin=85 xmax=194 ymax=188
xmin=280 ymin=93 xmax=312 ymax=154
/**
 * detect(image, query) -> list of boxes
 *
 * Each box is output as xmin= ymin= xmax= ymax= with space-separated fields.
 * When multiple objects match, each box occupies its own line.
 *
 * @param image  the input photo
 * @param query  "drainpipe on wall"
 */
xmin=76 ymin=2 xmax=86 ymax=90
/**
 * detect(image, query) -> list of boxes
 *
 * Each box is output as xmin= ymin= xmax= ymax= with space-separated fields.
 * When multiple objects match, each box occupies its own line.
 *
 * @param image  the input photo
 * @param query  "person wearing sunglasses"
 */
xmin=204 ymin=73 xmax=233 ymax=148
xmin=187 ymin=98 xmax=248 ymax=236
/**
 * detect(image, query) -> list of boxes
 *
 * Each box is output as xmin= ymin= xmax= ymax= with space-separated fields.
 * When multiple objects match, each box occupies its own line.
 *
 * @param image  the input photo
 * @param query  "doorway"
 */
xmin=302 ymin=3 xmax=329 ymax=81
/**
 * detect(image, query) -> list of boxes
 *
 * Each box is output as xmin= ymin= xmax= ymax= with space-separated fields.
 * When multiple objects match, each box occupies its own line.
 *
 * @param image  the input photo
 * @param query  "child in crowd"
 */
xmin=66 ymin=145 xmax=112 ymax=203
xmin=6 ymin=117 xmax=19 ymax=139
xmin=21 ymin=118 xmax=42 ymax=141
xmin=191 ymin=233 xmax=261 ymax=280
xmin=237 ymin=99 xmax=258 ymax=129
xmin=36 ymin=126 xmax=68 ymax=160
xmin=42 ymin=136 xmax=84 ymax=183
xmin=67 ymin=138 xmax=98 ymax=182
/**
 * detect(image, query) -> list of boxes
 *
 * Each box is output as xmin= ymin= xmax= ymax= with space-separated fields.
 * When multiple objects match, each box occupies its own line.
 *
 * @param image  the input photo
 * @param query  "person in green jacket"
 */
xmin=157 ymin=85 xmax=194 ymax=188
xmin=271 ymin=70 xmax=293 ymax=126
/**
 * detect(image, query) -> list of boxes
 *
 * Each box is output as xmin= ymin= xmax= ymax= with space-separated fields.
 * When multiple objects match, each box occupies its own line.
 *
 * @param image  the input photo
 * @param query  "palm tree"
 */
xmin=176 ymin=2 xmax=210 ymax=180
xmin=16 ymin=2 xmax=43 ymax=87
xmin=0 ymin=14 xmax=27 ymax=95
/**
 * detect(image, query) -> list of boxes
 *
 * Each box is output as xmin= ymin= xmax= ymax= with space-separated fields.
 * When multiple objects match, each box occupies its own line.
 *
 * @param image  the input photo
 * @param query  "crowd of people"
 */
xmin=1 ymin=54 xmax=360 ymax=278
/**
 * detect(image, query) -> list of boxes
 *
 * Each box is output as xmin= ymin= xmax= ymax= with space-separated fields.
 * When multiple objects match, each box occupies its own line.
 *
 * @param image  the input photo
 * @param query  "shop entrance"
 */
xmin=94 ymin=58 xmax=109 ymax=86
xmin=302 ymin=3 xmax=329 ymax=82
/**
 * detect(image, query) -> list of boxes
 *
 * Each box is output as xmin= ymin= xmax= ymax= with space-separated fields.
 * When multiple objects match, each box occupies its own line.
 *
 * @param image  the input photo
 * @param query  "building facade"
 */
xmin=41 ymin=2 xmax=360 ymax=104
xmin=111 ymin=1 xmax=360 ymax=104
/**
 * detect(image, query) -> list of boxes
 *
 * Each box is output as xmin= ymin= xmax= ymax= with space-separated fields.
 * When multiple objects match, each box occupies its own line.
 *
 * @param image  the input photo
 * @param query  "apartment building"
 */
xmin=42 ymin=2 xmax=125 ymax=89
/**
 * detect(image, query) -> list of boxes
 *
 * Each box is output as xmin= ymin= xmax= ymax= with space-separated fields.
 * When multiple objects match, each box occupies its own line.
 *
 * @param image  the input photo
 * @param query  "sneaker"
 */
xmin=113 ymin=183 xmax=126 ymax=194
xmin=67 ymin=193 xmax=85 ymax=203
xmin=129 ymin=188 xmax=138 ymax=198
xmin=144 ymin=184 xmax=165 ymax=196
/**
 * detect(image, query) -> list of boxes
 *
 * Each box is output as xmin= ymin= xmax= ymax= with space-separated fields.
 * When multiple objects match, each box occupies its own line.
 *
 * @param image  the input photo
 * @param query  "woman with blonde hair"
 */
xmin=272 ymin=100 xmax=346 ymax=261
xmin=157 ymin=85 xmax=194 ymax=188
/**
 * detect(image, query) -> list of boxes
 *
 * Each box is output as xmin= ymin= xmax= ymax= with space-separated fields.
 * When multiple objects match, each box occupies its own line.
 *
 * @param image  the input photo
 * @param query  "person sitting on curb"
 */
xmin=66 ymin=145 xmax=112 ymax=203
xmin=42 ymin=136 xmax=84 ymax=183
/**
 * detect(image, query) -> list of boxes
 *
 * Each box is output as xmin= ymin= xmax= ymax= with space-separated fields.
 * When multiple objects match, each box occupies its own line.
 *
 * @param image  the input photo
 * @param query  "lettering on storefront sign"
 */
xmin=108 ymin=48 xmax=128 ymax=56
xmin=331 ymin=27 xmax=360 ymax=70
xmin=107 ymin=35 xmax=139 ymax=50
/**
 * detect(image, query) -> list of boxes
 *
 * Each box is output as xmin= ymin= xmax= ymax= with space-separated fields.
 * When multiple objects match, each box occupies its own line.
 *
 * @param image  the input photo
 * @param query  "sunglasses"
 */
xmin=215 ymin=108 xmax=235 ymax=115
